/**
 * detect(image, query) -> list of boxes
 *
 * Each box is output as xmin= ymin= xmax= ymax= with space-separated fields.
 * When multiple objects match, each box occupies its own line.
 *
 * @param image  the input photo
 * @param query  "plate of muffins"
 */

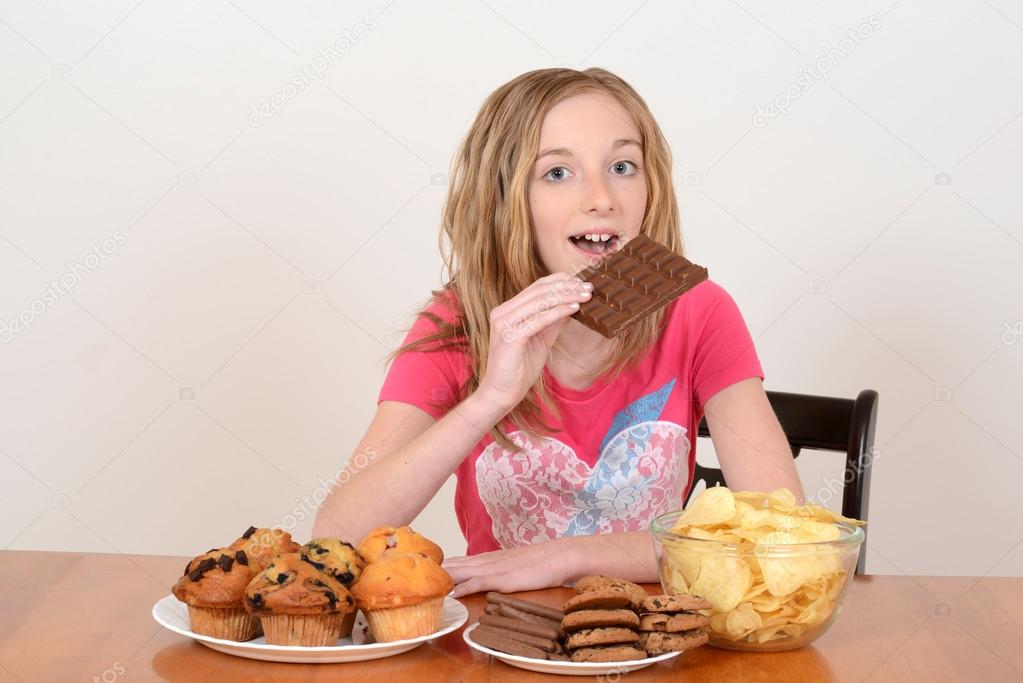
xmin=152 ymin=524 xmax=468 ymax=663
xmin=463 ymin=576 xmax=711 ymax=675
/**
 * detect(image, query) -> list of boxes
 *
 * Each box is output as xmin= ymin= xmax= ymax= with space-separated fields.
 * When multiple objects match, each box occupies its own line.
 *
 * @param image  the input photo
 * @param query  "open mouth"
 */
xmin=569 ymin=232 xmax=621 ymax=256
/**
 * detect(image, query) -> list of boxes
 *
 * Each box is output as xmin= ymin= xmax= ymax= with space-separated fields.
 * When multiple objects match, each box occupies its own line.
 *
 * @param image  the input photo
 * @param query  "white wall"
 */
xmin=1 ymin=0 xmax=1021 ymax=579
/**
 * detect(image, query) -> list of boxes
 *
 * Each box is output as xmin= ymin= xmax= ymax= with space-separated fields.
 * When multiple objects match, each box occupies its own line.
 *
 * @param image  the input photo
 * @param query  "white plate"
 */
xmin=462 ymin=623 xmax=681 ymax=676
xmin=152 ymin=595 xmax=468 ymax=663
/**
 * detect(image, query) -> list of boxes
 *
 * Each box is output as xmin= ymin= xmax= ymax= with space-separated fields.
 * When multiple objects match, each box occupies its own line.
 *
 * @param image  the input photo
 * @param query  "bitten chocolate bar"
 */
xmin=573 ymin=234 xmax=708 ymax=337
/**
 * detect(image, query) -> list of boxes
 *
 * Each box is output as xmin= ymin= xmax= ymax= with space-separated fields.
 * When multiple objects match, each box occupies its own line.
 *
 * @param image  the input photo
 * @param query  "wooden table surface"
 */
xmin=0 ymin=550 xmax=1020 ymax=682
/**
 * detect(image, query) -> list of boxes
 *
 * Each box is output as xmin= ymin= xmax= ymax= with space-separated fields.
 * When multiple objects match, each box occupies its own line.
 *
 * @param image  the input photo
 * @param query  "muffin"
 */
xmin=351 ymin=551 xmax=454 ymax=642
xmin=357 ymin=526 xmax=444 ymax=565
xmin=172 ymin=547 xmax=261 ymax=641
xmin=299 ymin=538 xmax=366 ymax=637
xmin=244 ymin=553 xmax=355 ymax=646
xmin=228 ymin=526 xmax=300 ymax=571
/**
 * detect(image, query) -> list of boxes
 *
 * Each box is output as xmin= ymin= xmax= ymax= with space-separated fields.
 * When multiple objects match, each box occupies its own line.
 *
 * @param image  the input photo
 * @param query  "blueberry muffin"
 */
xmin=172 ymin=547 xmax=261 ymax=641
xmin=228 ymin=526 xmax=300 ymax=571
xmin=351 ymin=552 xmax=454 ymax=642
xmin=243 ymin=553 xmax=355 ymax=646
xmin=357 ymin=526 xmax=444 ymax=565
xmin=299 ymin=538 xmax=365 ymax=637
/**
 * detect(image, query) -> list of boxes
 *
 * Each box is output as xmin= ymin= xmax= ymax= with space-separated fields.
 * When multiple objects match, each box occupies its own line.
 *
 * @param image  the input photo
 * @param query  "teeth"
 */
xmin=600 ymin=234 xmax=611 ymax=242
xmin=579 ymin=234 xmax=614 ymax=242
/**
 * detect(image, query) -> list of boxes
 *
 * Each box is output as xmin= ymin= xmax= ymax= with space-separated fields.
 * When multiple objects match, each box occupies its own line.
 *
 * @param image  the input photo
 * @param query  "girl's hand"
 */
xmin=443 ymin=540 xmax=582 ymax=597
xmin=476 ymin=273 xmax=593 ymax=411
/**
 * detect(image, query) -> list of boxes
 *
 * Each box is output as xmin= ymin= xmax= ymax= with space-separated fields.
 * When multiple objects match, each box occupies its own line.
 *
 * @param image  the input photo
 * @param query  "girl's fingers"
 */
xmin=492 ymin=275 xmax=588 ymax=325
xmin=495 ymin=284 xmax=591 ymax=340
xmin=498 ymin=301 xmax=582 ymax=344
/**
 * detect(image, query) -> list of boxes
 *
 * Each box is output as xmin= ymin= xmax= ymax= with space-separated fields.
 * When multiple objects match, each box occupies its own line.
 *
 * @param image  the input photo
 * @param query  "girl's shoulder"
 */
xmin=664 ymin=278 xmax=732 ymax=323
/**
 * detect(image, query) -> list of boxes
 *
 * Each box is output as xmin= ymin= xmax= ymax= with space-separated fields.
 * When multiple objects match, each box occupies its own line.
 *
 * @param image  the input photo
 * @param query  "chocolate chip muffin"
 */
xmin=300 ymin=538 xmax=365 ymax=586
xmin=228 ymin=526 xmax=300 ymax=572
xmin=351 ymin=552 xmax=453 ymax=642
xmin=299 ymin=538 xmax=365 ymax=637
xmin=357 ymin=526 xmax=444 ymax=565
xmin=243 ymin=553 xmax=355 ymax=646
xmin=172 ymin=547 xmax=261 ymax=641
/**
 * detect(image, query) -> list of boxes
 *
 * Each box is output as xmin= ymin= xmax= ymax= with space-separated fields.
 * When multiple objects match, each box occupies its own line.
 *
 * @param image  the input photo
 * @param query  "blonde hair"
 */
xmin=395 ymin=67 xmax=684 ymax=451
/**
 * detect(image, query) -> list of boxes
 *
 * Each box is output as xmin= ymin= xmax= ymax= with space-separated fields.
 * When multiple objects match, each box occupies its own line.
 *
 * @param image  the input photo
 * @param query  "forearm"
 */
xmin=560 ymin=531 xmax=661 ymax=585
xmin=312 ymin=392 xmax=509 ymax=539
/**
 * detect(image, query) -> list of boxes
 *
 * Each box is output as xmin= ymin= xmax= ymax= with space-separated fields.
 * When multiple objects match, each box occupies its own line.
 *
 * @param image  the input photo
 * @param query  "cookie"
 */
xmin=641 ymin=594 xmax=713 ymax=613
xmin=563 ymin=589 xmax=633 ymax=612
xmin=639 ymin=629 xmax=709 ymax=654
xmin=470 ymin=626 xmax=548 ymax=659
xmin=566 ymin=627 xmax=641 ymax=649
xmin=638 ymin=612 xmax=710 ymax=632
xmin=573 ymin=575 xmax=647 ymax=610
xmin=562 ymin=609 xmax=640 ymax=632
xmin=570 ymin=645 xmax=647 ymax=663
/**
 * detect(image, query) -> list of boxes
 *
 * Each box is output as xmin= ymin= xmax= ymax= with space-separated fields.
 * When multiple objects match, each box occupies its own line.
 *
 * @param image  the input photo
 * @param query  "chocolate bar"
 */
xmin=573 ymin=234 xmax=708 ymax=337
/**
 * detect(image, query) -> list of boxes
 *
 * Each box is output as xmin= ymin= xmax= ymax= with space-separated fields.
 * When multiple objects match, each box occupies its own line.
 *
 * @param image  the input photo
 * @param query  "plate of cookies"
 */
xmin=153 ymin=524 xmax=468 ymax=663
xmin=463 ymin=576 xmax=711 ymax=675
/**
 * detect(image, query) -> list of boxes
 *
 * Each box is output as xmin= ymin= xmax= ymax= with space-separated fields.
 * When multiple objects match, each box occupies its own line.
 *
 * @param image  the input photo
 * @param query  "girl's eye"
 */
xmin=543 ymin=166 xmax=571 ymax=182
xmin=612 ymin=160 xmax=639 ymax=175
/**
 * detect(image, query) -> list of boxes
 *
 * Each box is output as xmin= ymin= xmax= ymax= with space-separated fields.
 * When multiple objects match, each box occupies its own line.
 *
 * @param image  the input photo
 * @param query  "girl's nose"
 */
xmin=583 ymin=174 xmax=614 ymax=214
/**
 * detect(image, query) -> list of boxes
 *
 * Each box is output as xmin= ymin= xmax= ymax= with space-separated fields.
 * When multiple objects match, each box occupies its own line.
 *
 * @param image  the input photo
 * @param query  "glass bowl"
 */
xmin=650 ymin=509 xmax=864 ymax=652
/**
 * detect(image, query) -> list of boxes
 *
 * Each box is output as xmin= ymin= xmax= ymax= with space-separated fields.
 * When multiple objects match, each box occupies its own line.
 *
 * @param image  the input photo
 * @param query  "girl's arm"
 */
xmin=445 ymin=531 xmax=659 ymax=597
xmin=313 ymin=273 xmax=594 ymax=542
xmin=702 ymin=377 xmax=805 ymax=501
xmin=311 ymin=393 xmax=507 ymax=542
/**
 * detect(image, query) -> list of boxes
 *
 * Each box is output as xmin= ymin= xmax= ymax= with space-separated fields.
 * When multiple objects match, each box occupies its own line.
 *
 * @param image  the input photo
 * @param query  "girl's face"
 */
xmin=528 ymin=91 xmax=647 ymax=276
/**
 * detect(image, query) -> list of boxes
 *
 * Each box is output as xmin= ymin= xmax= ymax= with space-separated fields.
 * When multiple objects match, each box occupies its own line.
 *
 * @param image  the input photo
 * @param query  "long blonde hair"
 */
xmin=395 ymin=67 xmax=684 ymax=451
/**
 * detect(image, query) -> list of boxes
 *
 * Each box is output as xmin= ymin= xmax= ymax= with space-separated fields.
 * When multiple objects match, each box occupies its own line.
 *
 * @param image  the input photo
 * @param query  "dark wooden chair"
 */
xmin=688 ymin=389 xmax=879 ymax=575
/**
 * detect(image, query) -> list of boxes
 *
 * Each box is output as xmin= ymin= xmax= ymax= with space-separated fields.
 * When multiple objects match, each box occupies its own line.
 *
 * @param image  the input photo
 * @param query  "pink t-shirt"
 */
xmin=378 ymin=279 xmax=764 ymax=555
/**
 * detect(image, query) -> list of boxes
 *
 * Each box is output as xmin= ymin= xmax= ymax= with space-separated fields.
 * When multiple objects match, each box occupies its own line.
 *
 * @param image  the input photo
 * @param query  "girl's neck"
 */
xmin=546 ymin=320 xmax=617 ymax=390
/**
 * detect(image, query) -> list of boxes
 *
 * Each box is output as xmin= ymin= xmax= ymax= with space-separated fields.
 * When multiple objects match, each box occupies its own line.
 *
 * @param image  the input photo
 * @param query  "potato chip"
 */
xmin=725 ymin=602 xmax=763 ymax=637
xmin=658 ymin=486 xmax=865 ymax=648
xmin=676 ymin=485 xmax=735 ymax=527
xmin=690 ymin=554 xmax=751 ymax=612
xmin=663 ymin=540 xmax=702 ymax=585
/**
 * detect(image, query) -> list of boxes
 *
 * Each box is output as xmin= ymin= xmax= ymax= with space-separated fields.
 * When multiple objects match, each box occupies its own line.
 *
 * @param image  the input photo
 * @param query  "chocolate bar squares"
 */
xmin=573 ymin=234 xmax=708 ymax=337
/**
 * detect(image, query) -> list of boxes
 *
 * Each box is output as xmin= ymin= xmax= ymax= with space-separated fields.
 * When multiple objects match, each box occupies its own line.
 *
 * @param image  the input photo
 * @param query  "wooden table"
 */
xmin=0 ymin=551 xmax=1020 ymax=682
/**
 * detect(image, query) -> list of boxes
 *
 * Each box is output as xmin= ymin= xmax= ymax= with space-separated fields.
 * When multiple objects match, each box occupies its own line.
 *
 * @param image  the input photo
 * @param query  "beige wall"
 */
xmin=1 ymin=0 xmax=1021 ymax=579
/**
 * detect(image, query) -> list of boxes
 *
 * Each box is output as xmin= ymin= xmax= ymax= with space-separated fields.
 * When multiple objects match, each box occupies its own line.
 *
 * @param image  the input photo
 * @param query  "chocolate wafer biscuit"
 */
xmin=470 ymin=626 xmax=548 ymax=659
xmin=474 ymin=624 xmax=562 ymax=653
xmin=479 ymin=614 xmax=560 ymax=641
xmin=487 ymin=602 xmax=563 ymax=632
xmin=486 ymin=592 xmax=564 ymax=622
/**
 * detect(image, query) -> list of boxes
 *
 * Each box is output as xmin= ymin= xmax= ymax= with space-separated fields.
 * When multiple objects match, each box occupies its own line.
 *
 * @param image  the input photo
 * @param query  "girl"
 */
xmin=312 ymin=67 xmax=804 ymax=597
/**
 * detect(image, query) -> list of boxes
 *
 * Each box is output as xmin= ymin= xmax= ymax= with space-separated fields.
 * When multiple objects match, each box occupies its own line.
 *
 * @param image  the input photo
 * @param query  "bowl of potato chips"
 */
xmin=650 ymin=486 xmax=865 ymax=651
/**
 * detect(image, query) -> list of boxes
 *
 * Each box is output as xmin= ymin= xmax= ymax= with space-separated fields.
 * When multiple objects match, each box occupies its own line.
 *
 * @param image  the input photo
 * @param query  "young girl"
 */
xmin=312 ymin=67 xmax=804 ymax=597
